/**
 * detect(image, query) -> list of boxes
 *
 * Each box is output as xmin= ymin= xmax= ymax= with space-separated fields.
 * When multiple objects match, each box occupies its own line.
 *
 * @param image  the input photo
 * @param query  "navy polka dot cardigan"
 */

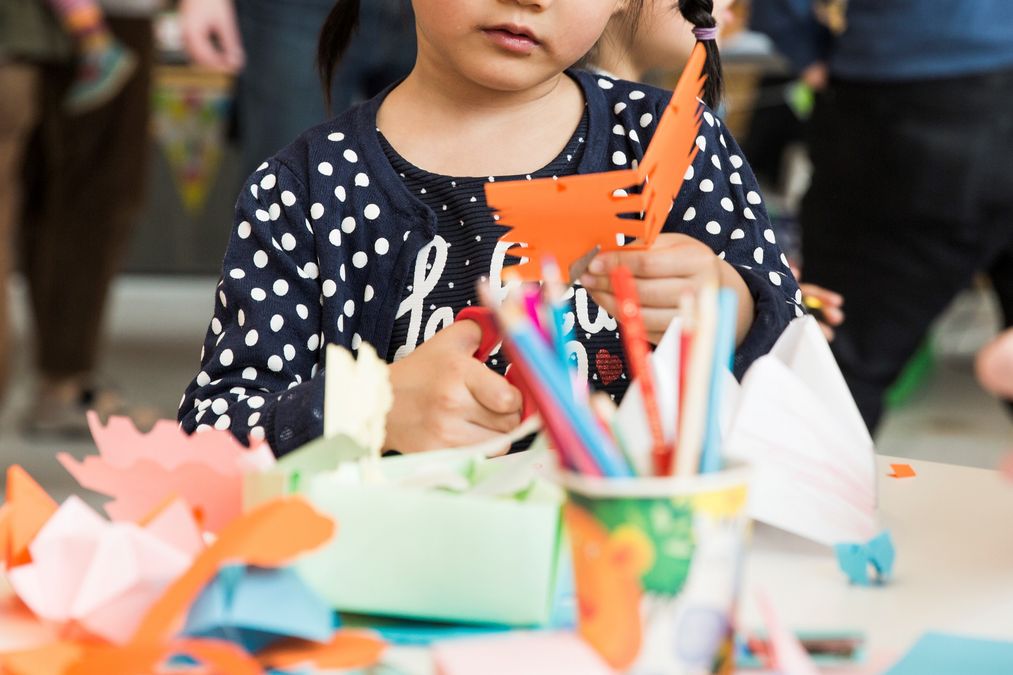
xmin=178 ymin=71 xmax=804 ymax=456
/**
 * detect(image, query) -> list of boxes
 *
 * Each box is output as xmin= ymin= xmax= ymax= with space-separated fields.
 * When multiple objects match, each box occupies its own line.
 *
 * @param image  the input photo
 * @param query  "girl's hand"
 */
xmin=579 ymin=233 xmax=754 ymax=345
xmin=800 ymin=282 xmax=845 ymax=341
xmin=384 ymin=320 xmax=523 ymax=454
xmin=179 ymin=0 xmax=246 ymax=73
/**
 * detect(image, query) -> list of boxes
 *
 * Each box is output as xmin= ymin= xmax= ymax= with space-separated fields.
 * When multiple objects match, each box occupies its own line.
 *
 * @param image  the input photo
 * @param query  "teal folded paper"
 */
xmin=183 ymin=565 xmax=335 ymax=653
xmin=886 ymin=632 xmax=1013 ymax=675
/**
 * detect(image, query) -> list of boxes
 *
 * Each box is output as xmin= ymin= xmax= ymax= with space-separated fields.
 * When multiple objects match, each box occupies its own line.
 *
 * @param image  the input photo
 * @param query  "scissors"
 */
xmin=456 ymin=306 xmax=537 ymax=420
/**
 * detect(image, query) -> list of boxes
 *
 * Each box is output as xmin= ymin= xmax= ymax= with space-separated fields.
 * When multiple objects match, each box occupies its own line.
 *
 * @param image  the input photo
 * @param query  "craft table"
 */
xmin=382 ymin=455 xmax=1013 ymax=673
xmin=737 ymin=455 xmax=1013 ymax=670
xmin=3 ymin=455 xmax=1011 ymax=673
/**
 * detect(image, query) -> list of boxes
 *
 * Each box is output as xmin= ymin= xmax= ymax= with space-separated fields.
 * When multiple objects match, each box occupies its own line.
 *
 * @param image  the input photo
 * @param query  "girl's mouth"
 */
xmin=482 ymin=24 xmax=541 ymax=55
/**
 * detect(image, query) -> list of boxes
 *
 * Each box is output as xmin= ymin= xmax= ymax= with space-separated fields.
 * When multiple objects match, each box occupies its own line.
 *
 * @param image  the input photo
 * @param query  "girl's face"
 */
xmin=411 ymin=0 xmax=625 ymax=92
xmin=633 ymin=0 xmax=736 ymax=71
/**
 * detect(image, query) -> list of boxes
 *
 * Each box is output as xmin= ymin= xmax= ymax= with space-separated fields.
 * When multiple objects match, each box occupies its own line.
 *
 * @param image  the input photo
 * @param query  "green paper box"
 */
xmin=244 ymin=445 xmax=565 ymax=626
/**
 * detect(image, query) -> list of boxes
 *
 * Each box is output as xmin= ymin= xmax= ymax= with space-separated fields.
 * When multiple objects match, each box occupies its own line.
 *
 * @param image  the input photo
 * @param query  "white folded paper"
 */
xmin=724 ymin=316 xmax=879 ymax=545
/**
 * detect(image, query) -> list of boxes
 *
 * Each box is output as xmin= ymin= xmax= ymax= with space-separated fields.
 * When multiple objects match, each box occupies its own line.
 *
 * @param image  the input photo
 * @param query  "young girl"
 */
xmin=179 ymin=0 xmax=803 ymax=457
xmin=45 ymin=0 xmax=137 ymax=113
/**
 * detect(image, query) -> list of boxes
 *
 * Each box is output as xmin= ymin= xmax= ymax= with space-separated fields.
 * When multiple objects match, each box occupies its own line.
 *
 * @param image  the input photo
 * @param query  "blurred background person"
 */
xmin=179 ymin=0 xmax=416 ymax=176
xmin=0 ymin=0 xmax=158 ymax=435
xmin=752 ymin=0 xmax=1013 ymax=431
xmin=978 ymin=328 xmax=1013 ymax=403
xmin=42 ymin=0 xmax=137 ymax=113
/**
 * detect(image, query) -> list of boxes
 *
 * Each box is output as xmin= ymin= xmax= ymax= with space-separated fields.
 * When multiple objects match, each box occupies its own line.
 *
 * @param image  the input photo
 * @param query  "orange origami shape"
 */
xmin=486 ymin=43 xmax=708 ymax=281
xmin=0 ymin=466 xmax=58 ymax=569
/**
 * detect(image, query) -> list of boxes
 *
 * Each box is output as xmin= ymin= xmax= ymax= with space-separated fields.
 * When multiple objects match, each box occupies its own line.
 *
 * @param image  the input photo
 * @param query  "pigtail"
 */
xmin=677 ymin=0 xmax=724 ymax=109
xmin=317 ymin=0 xmax=361 ymax=111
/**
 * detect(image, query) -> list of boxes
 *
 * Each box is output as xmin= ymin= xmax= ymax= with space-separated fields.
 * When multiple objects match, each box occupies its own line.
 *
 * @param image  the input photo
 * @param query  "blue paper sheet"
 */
xmin=184 ymin=565 xmax=335 ymax=653
xmin=886 ymin=632 xmax=1013 ymax=675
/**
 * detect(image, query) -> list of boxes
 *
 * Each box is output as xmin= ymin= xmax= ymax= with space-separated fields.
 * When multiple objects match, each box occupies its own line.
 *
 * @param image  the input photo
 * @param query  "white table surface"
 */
xmin=738 ymin=455 xmax=1013 ymax=666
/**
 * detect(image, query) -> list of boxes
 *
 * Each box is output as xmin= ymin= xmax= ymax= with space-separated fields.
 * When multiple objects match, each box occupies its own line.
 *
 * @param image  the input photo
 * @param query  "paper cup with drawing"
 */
xmin=561 ymin=468 xmax=751 ymax=674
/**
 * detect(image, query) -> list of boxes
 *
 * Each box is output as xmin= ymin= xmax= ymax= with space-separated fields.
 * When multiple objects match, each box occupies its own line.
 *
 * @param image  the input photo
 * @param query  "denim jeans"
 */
xmin=236 ymin=0 xmax=416 ymax=175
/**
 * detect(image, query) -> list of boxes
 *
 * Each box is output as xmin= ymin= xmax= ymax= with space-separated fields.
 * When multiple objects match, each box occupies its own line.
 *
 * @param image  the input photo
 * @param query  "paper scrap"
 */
xmin=724 ymin=316 xmax=880 ymax=546
xmin=257 ymin=631 xmax=386 ymax=671
xmin=0 ymin=466 xmax=58 ymax=569
xmin=324 ymin=342 xmax=394 ymax=456
xmin=885 ymin=632 xmax=1013 ymax=675
xmin=755 ymin=590 xmax=820 ymax=675
xmin=58 ymin=412 xmax=275 ymax=533
xmin=132 ymin=496 xmax=335 ymax=645
xmin=887 ymin=464 xmax=916 ymax=479
xmin=6 ymin=496 xmax=201 ymax=644
xmin=0 ymin=499 xmax=380 ymax=675
xmin=0 ymin=584 xmax=57 ymax=651
xmin=433 ymin=632 xmax=613 ymax=675
xmin=184 ymin=566 xmax=334 ymax=654
xmin=485 ymin=44 xmax=707 ymax=281
xmin=834 ymin=530 xmax=895 ymax=586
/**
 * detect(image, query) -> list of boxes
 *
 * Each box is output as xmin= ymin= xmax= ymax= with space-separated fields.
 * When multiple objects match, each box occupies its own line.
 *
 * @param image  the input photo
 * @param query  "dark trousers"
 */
xmin=0 ymin=17 xmax=153 ymax=400
xmin=235 ymin=0 xmax=415 ymax=175
xmin=802 ymin=69 xmax=1013 ymax=432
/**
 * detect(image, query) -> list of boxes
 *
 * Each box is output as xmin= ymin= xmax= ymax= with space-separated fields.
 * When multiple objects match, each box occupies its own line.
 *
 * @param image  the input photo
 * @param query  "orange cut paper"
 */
xmin=131 ymin=496 xmax=335 ymax=646
xmin=888 ymin=463 xmax=916 ymax=479
xmin=0 ymin=466 xmax=58 ymax=569
xmin=486 ymin=43 xmax=708 ymax=282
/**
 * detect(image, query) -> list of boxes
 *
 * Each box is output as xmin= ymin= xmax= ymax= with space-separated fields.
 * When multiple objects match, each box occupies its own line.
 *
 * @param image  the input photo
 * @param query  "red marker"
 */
xmin=611 ymin=266 xmax=669 ymax=476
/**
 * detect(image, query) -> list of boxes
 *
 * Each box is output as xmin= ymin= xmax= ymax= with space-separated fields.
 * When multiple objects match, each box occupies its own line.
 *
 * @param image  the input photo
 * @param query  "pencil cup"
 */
xmin=559 ymin=467 xmax=751 ymax=674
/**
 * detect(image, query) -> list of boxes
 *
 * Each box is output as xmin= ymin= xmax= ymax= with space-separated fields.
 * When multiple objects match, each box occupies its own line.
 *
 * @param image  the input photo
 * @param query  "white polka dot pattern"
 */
xmin=179 ymin=73 xmax=801 ymax=451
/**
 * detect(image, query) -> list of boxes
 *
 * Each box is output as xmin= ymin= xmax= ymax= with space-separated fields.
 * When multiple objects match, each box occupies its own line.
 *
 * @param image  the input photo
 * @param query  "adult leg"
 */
xmin=802 ymin=74 xmax=1003 ymax=432
xmin=19 ymin=18 xmax=154 ymax=431
xmin=234 ymin=0 xmax=338 ymax=174
xmin=233 ymin=0 xmax=414 ymax=175
xmin=0 ymin=63 xmax=42 ymax=404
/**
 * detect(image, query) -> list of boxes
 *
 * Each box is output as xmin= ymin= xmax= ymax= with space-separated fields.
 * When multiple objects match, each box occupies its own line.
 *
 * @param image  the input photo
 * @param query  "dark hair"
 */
xmin=677 ymin=0 xmax=723 ymax=108
xmin=318 ymin=0 xmax=362 ymax=110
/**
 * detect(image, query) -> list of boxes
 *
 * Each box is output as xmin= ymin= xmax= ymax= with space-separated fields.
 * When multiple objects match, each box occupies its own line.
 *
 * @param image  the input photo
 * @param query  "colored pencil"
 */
xmin=675 ymin=279 xmax=718 ymax=476
xmin=610 ymin=266 xmax=669 ymax=476
xmin=699 ymin=288 xmax=738 ymax=474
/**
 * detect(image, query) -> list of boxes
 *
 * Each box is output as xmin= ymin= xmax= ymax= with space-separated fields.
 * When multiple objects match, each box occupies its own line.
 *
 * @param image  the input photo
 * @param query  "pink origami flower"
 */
xmin=6 ymin=497 xmax=203 ymax=645
xmin=58 ymin=413 xmax=274 ymax=533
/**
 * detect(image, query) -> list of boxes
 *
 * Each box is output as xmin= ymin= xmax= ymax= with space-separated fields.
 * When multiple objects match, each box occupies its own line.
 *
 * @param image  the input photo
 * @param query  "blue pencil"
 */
xmin=699 ymin=288 xmax=739 ymax=474
xmin=506 ymin=316 xmax=633 ymax=478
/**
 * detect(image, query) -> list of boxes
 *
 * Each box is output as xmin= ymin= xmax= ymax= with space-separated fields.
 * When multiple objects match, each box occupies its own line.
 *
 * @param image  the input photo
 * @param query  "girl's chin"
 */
xmin=456 ymin=60 xmax=567 ymax=93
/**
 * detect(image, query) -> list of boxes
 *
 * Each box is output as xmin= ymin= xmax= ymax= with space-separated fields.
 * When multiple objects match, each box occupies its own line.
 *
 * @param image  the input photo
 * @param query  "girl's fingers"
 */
xmin=581 ymin=275 xmax=695 ymax=308
xmin=588 ymin=236 xmax=713 ymax=279
xmin=820 ymin=304 xmax=845 ymax=327
xmin=800 ymin=283 xmax=844 ymax=308
xmin=587 ymin=290 xmax=679 ymax=336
